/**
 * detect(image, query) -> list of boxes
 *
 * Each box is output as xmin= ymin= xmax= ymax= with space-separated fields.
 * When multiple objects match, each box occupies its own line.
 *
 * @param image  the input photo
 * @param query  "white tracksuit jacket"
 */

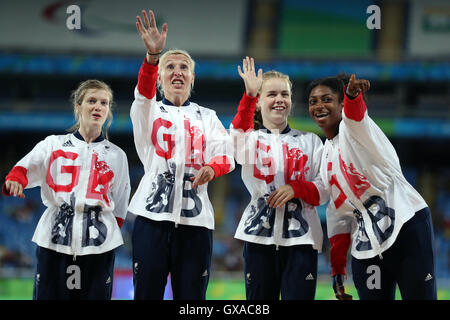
xmin=3 ymin=132 xmax=131 ymax=257
xmin=127 ymin=59 xmax=235 ymax=230
xmin=324 ymin=93 xmax=428 ymax=261
xmin=230 ymin=93 xmax=326 ymax=250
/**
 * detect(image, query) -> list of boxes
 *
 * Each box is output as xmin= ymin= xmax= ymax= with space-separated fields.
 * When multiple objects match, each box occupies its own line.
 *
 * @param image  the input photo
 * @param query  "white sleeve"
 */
xmin=205 ymin=112 xmax=235 ymax=174
xmin=308 ymin=134 xmax=329 ymax=206
xmin=229 ymin=124 xmax=256 ymax=166
xmin=14 ymin=136 xmax=53 ymax=189
xmin=111 ymin=149 xmax=131 ymax=222
xmin=342 ymin=100 xmax=402 ymax=173
xmin=130 ymin=87 xmax=156 ymax=166
xmin=326 ymin=201 xmax=354 ymax=238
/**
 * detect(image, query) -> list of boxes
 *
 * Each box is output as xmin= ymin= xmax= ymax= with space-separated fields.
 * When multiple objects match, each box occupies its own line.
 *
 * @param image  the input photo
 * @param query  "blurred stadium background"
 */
xmin=0 ymin=0 xmax=449 ymax=300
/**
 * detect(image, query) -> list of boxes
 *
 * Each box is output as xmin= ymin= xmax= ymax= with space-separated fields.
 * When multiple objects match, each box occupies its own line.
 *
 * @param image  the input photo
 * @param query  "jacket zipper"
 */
xmin=73 ymin=144 xmax=89 ymax=260
xmin=272 ymin=134 xmax=284 ymax=250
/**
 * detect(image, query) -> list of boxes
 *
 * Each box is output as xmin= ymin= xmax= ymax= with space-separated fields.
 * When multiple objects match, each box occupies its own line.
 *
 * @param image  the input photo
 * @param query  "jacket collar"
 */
xmin=73 ymin=130 xmax=105 ymax=143
xmin=162 ymin=97 xmax=190 ymax=107
xmin=260 ymin=124 xmax=291 ymax=134
xmin=327 ymin=121 xmax=341 ymax=141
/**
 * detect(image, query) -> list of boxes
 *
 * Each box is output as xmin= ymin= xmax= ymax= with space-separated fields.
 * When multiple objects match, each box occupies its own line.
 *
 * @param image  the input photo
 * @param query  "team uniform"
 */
xmin=129 ymin=59 xmax=234 ymax=299
xmin=230 ymin=93 xmax=327 ymax=300
xmin=2 ymin=131 xmax=131 ymax=299
xmin=323 ymin=92 xmax=437 ymax=299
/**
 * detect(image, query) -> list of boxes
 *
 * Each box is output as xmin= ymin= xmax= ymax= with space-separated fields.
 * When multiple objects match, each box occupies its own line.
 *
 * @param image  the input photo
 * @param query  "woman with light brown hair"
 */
xmin=2 ymin=79 xmax=131 ymax=299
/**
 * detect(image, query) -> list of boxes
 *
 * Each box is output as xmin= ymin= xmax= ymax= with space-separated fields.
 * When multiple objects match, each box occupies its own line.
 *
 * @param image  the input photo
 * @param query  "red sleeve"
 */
xmin=329 ymin=233 xmax=351 ymax=276
xmin=343 ymin=91 xmax=366 ymax=122
xmin=207 ymin=156 xmax=231 ymax=179
xmin=115 ymin=217 xmax=124 ymax=229
xmin=287 ymin=180 xmax=320 ymax=206
xmin=231 ymin=93 xmax=258 ymax=131
xmin=2 ymin=166 xmax=28 ymax=196
xmin=137 ymin=58 xmax=158 ymax=100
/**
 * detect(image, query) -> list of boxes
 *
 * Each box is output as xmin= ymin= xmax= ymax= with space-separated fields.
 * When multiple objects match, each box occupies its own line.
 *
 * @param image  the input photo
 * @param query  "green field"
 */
xmin=1 ymin=277 xmax=449 ymax=300
xmin=206 ymin=278 xmax=450 ymax=300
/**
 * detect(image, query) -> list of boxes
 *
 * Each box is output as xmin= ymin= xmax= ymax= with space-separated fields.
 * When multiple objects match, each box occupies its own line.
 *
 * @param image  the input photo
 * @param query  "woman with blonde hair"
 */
xmin=128 ymin=10 xmax=234 ymax=300
xmin=2 ymin=79 xmax=131 ymax=299
xmin=230 ymin=57 xmax=326 ymax=300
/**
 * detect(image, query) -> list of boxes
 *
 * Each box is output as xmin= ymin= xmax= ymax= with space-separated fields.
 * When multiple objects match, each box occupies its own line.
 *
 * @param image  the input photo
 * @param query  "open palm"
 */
xmin=136 ymin=10 xmax=167 ymax=54
xmin=237 ymin=56 xmax=263 ymax=97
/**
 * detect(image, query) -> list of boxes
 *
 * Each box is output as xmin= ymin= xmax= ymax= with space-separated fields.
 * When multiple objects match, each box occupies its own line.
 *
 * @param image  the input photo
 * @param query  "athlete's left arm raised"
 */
xmin=343 ymin=74 xmax=401 ymax=171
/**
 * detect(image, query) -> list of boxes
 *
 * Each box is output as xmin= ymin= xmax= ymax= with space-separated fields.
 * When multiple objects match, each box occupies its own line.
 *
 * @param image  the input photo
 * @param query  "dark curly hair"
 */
xmin=305 ymin=73 xmax=367 ymax=104
xmin=305 ymin=73 xmax=350 ymax=103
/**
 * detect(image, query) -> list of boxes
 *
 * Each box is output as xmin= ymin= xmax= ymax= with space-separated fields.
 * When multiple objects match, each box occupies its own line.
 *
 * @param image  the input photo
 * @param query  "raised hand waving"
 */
xmin=136 ymin=10 xmax=167 ymax=63
xmin=237 ymin=56 xmax=263 ymax=97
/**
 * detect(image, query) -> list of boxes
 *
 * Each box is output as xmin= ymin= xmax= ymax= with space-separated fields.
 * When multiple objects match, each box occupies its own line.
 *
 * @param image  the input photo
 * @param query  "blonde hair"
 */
xmin=254 ymin=70 xmax=293 ymax=129
xmin=69 ymin=79 xmax=114 ymax=139
xmin=157 ymin=49 xmax=196 ymax=97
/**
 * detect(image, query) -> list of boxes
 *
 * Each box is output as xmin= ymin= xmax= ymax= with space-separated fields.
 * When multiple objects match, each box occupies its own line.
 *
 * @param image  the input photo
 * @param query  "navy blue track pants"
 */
xmin=132 ymin=216 xmax=213 ymax=300
xmin=243 ymin=242 xmax=318 ymax=300
xmin=352 ymin=207 xmax=437 ymax=300
xmin=33 ymin=246 xmax=115 ymax=300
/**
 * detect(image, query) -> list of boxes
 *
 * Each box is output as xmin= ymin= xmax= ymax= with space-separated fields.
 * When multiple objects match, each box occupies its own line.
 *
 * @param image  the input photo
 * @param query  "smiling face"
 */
xmin=76 ymin=88 xmax=111 ymax=133
xmin=158 ymin=53 xmax=195 ymax=106
xmin=308 ymin=85 xmax=343 ymax=139
xmin=258 ymin=77 xmax=292 ymax=132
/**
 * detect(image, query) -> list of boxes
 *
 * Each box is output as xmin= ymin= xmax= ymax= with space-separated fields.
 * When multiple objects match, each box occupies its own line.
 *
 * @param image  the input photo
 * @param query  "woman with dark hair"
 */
xmin=2 ymin=79 xmax=131 ymax=299
xmin=307 ymin=74 xmax=436 ymax=300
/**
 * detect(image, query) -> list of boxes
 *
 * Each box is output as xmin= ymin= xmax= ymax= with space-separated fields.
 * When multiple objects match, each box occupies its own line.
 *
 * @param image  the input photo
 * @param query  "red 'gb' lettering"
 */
xmin=328 ymin=162 xmax=347 ymax=209
xmin=86 ymin=152 xmax=114 ymax=206
xmin=339 ymin=154 xmax=370 ymax=199
xmin=46 ymin=150 xmax=80 ymax=192
xmin=253 ymin=140 xmax=275 ymax=184
xmin=151 ymin=118 xmax=175 ymax=159
xmin=282 ymin=143 xmax=309 ymax=182
xmin=46 ymin=150 xmax=115 ymax=207
xmin=184 ymin=118 xmax=205 ymax=170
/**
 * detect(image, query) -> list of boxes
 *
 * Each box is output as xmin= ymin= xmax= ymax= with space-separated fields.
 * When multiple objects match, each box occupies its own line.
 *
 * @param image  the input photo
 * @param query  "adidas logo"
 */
xmin=160 ymin=106 xmax=168 ymax=113
xmin=63 ymin=140 xmax=74 ymax=147
xmin=201 ymin=270 xmax=208 ymax=277
xmin=305 ymin=273 xmax=315 ymax=281
xmin=424 ymin=273 xmax=433 ymax=282
xmin=106 ymin=276 xmax=111 ymax=284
